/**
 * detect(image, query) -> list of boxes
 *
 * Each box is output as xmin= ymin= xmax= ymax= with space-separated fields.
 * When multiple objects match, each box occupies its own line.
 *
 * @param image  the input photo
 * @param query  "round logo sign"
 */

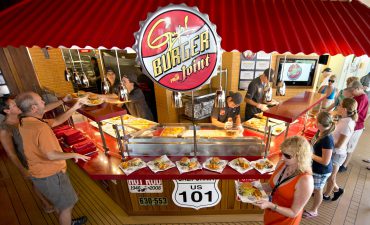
xmin=287 ymin=63 xmax=302 ymax=80
xmin=134 ymin=5 xmax=221 ymax=92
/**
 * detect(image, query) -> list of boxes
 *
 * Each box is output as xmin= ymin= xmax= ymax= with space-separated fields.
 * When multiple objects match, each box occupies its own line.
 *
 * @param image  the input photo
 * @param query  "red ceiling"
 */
xmin=0 ymin=0 xmax=369 ymax=56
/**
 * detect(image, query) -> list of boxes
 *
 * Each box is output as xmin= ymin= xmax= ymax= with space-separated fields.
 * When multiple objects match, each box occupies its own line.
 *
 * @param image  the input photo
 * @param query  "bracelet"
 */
xmin=273 ymin=204 xmax=278 ymax=211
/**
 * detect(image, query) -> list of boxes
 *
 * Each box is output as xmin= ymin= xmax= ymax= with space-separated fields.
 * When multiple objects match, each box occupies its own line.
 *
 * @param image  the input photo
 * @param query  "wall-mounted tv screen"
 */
xmin=276 ymin=58 xmax=318 ymax=86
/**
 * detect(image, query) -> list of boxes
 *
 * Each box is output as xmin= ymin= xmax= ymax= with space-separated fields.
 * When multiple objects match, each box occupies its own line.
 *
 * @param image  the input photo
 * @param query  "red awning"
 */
xmin=0 ymin=0 xmax=369 ymax=56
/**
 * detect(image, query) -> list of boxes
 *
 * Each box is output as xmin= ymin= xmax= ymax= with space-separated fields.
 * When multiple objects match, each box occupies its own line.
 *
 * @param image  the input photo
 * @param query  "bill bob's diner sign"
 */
xmin=134 ymin=4 xmax=221 ymax=92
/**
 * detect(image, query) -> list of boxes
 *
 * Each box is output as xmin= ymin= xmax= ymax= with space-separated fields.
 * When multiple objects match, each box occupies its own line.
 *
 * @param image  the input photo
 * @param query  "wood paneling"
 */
xmin=104 ymin=179 xmax=263 ymax=216
xmin=28 ymin=47 xmax=74 ymax=96
xmin=0 ymin=46 xmax=41 ymax=95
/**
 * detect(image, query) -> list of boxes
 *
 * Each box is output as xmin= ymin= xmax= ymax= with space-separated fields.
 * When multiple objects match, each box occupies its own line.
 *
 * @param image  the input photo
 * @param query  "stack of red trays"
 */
xmin=72 ymin=139 xmax=96 ymax=155
xmin=53 ymin=125 xmax=97 ymax=156
xmin=303 ymin=127 xmax=318 ymax=141
xmin=53 ymin=125 xmax=74 ymax=139
xmin=62 ymin=129 xmax=86 ymax=145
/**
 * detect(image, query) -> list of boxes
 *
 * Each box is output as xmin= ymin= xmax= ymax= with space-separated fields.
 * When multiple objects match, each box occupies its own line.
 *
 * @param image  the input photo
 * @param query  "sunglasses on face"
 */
xmin=328 ymin=80 xmax=335 ymax=83
xmin=282 ymin=152 xmax=292 ymax=159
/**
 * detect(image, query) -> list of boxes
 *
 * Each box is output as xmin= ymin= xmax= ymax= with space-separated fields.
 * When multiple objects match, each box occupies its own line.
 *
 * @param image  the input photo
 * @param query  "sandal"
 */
xmin=302 ymin=210 xmax=318 ymax=219
xmin=362 ymin=159 xmax=370 ymax=163
xmin=43 ymin=206 xmax=55 ymax=214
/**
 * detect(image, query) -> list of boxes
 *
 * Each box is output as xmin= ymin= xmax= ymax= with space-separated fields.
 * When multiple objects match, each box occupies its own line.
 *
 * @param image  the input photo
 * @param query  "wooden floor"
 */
xmin=1 ymin=121 xmax=369 ymax=225
xmin=0 ymin=148 xmax=128 ymax=225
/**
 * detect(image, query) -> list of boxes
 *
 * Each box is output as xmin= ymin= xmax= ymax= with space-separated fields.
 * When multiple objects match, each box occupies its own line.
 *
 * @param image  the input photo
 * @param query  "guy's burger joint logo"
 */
xmin=134 ymin=4 xmax=221 ymax=92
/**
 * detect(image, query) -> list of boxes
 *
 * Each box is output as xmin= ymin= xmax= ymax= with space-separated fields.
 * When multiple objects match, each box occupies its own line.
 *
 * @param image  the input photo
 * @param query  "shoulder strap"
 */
xmin=271 ymin=168 xmax=299 ymax=197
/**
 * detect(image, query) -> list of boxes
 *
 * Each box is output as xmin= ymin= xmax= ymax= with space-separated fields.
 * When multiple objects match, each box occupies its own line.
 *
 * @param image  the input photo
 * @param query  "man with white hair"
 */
xmin=16 ymin=92 xmax=90 ymax=225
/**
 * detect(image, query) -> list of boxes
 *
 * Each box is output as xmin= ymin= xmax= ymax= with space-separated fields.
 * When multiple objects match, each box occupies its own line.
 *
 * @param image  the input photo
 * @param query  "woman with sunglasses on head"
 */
xmin=303 ymin=111 xmax=335 ymax=219
xmin=254 ymin=136 xmax=314 ymax=225
xmin=318 ymin=75 xmax=338 ymax=110
xmin=323 ymin=98 xmax=357 ymax=201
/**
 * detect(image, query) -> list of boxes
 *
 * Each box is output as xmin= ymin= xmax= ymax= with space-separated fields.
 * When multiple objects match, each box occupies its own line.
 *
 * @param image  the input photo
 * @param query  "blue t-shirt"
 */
xmin=312 ymin=135 xmax=334 ymax=174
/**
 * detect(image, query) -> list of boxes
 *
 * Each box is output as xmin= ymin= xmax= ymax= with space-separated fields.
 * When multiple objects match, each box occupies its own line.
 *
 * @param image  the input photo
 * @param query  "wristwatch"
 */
xmin=273 ymin=204 xmax=278 ymax=211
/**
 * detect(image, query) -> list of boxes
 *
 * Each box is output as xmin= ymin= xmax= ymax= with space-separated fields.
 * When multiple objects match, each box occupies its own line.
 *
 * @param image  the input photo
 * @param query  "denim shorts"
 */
xmin=313 ymin=172 xmax=331 ymax=190
xmin=31 ymin=172 xmax=78 ymax=210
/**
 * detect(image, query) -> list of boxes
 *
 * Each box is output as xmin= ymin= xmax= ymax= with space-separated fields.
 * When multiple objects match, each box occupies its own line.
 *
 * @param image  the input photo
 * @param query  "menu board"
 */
xmin=239 ymin=51 xmax=271 ymax=91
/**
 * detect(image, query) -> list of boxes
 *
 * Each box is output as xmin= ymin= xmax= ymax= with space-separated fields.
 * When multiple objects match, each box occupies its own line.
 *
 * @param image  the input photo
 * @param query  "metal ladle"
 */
xmin=171 ymin=91 xmax=183 ymax=108
xmin=115 ymin=49 xmax=129 ymax=102
xmin=277 ymin=54 xmax=287 ymax=96
xmin=77 ymin=49 xmax=89 ymax=88
xmin=60 ymin=49 xmax=71 ymax=82
xmin=214 ymin=55 xmax=225 ymax=108
xmin=68 ymin=49 xmax=81 ymax=85
xmin=98 ymin=50 xmax=110 ymax=94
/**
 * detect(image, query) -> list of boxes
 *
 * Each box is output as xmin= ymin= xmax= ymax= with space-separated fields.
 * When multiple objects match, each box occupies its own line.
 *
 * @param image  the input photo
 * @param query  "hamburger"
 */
xmin=88 ymin=93 xmax=99 ymax=101
xmin=210 ymin=157 xmax=221 ymax=165
xmin=179 ymin=157 xmax=190 ymax=166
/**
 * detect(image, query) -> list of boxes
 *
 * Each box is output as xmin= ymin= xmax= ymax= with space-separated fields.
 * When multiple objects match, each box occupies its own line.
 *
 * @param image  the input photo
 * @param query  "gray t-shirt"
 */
xmin=211 ymin=99 xmax=240 ymax=123
xmin=244 ymin=77 xmax=264 ymax=121
xmin=361 ymin=74 xmax=370 ymax=103
xmin=125 ymin=87 xmax=154 ymax=121
xmin=0 ymin=122 xmax=28 ymax=168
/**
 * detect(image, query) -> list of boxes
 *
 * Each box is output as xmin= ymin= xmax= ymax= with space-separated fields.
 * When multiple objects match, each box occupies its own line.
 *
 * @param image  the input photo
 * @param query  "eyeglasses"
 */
xmin=282 ymin=152 xmax=292 ymax=159
xmin=328 ymin=80 xmax=335 ymax=83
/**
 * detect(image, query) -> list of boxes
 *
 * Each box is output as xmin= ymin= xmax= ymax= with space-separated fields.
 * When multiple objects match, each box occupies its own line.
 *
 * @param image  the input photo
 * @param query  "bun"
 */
xmin=88 ymin=94 xmax=98 ymax=100
xmin=210 ymin=157 xmax=220 ymax=164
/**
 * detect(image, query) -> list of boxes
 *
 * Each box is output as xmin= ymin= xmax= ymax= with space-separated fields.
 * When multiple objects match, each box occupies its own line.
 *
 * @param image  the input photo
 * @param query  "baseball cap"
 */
xmin=105 ymin=67 xmax=115 ymax=73
xmin=123 ymin=72 xmax=138 ymax=84
xmin=322 ymin=68 xmax=332 ymax=73
xmin=263 ymin=68 xmax=275 ymax=82
xmin=229 ymin=91 xmax=242 ymax=105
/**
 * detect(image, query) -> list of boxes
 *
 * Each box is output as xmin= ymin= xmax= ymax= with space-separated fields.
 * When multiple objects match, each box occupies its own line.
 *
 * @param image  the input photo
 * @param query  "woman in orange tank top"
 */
xmin=254 ymin=136 xmax=314 ymax=225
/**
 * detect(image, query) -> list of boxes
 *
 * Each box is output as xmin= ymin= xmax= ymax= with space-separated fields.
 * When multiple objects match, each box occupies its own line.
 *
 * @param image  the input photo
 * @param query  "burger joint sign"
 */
xmin=134 ymin=4 xmax=222 ymax=92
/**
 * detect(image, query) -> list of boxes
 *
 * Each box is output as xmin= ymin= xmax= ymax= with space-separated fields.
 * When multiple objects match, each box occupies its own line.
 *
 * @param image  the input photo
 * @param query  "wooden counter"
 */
xmin=65 ymin=91 xmax=316 ymax=216
xmin=263 ymin=91 xmax=325 ymax=123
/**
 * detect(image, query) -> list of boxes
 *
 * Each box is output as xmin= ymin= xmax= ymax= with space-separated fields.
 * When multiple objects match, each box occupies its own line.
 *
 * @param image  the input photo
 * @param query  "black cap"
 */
xmin=229 ymin=91 xmax=242 ymax=105
xmin=263 ymin=68 xmax=275 ymax=82
xmin=123 ymin=72 xmax=138 ymax=84
xmin=322 ymin=68 xmax=332 ymax=73
xmin=105 ymin=67 xmax=115 ymax=73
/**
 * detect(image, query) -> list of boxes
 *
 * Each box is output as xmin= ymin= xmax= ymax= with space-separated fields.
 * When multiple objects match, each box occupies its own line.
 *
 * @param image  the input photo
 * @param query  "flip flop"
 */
xmin=302 ymin=210 xmax=318 ymax=219
xmin=363 ymin=159 xmax=370 ymax=163
xmin=43 ymin=206 xmax=55 ymax=214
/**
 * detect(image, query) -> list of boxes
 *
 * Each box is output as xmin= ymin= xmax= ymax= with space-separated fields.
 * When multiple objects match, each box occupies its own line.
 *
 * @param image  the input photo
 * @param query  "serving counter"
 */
xmin=62 ymin=91 xmax=324 ymax=216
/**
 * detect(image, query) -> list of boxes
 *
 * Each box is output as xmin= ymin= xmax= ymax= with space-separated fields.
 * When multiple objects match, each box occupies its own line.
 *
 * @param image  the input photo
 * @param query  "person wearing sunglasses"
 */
xmin=253 ymin=136 xmax=313 ymax=224
xmin=303 ymin=111 xmax=335 ymax=219
xmin=318 ymin=75 xmax=338 ymax=110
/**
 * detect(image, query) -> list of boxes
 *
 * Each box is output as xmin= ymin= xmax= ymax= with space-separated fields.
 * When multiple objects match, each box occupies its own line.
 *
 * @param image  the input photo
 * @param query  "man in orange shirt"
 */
xmin=16 ymin=92 xmax=90 ymax=225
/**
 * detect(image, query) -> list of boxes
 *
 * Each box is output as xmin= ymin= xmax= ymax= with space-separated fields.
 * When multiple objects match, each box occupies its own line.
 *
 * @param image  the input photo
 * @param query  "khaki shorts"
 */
xmin=31 ymin=172 xmax=78 ymax=210
xmin=347 ymin=129 xmax=364 ymax=153
xmin=332 ymin=152 xmax=346 ymax=167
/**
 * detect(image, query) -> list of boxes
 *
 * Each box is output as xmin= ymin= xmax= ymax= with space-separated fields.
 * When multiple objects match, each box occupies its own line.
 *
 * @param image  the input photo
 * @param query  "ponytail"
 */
xmin=341 ymin=98 xmax=358 ymax=122
xmin=313 ymin=111 xmax=335 ymax=144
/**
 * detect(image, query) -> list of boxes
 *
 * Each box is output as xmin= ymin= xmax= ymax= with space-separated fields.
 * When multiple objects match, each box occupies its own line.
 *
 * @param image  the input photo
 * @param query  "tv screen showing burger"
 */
xmin=276 ymin=58 xmax=318 ymax=87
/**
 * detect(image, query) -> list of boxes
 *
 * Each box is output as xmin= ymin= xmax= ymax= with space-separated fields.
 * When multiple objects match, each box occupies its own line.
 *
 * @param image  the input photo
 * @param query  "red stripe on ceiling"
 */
xmin=0 ymin=0 xmax=368 ymax=56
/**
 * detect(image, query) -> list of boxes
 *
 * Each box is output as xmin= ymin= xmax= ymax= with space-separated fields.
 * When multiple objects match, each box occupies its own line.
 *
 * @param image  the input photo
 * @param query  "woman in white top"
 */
xmin=323 ymin=98 xmax=358 ymax=201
